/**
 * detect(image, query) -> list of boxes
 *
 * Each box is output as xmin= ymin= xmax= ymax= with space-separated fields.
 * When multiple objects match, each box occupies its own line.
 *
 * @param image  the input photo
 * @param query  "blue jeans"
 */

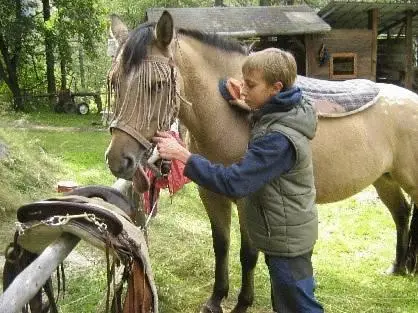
xmin=265 ymin=251 xmax=324 ymax=313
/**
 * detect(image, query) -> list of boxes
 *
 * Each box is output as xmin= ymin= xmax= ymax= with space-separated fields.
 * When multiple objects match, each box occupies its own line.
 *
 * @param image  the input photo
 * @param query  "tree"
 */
xmin=0 ymin=0 xmax=34 ymax=111
xmin=53 ymin=0 xmax=107 ymax=91
xmin=42 ymin=0 xmax=56 ymax=106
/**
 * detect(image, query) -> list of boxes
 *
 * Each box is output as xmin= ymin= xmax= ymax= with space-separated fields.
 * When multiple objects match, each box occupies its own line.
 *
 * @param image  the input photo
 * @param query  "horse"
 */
xmin=105 ymin=11 xmax=418 ymax=313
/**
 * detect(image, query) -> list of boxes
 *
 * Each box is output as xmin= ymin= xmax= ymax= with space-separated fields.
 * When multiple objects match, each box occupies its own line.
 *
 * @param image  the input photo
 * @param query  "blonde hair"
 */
xmin=242 ymin=48 xmax=297 ymax=89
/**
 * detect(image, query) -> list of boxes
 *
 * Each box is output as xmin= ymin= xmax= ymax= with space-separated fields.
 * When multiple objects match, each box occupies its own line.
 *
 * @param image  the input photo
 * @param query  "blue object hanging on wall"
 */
xmin=319 ymin=43 xmax=330 ymax=66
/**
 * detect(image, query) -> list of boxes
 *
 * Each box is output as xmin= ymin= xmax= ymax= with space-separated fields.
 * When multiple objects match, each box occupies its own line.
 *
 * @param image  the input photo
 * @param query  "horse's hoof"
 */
xmin=406 ymin=255 xmax=417 ymax=275
xmin=200 ymin=303 xmax=223 ymax=313
xmin=385 ymin=264 xmax=406 ymax=276
xmin=230 ymin=306 xmax=248 ymax=313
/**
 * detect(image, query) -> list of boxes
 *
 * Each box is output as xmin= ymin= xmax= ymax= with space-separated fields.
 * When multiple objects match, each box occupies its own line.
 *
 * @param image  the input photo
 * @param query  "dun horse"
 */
xmin=106 ymin=12 xmax=418 ymax=313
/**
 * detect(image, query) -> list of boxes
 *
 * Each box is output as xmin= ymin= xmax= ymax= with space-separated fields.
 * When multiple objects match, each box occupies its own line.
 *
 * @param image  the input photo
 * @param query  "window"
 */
xmin=329 ymin=53 xmax=357 ymax=80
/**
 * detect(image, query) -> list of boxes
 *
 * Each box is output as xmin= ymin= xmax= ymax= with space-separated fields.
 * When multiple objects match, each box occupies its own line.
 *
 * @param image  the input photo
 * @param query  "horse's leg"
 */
xmin=230 ymin=200 xmax=259 ymax=313
xmin=373 ymin=175 xmax=411 ymax=274
xmin=402 ymin=184 xmax=418 ymax=274
xmin=198 ymin=187 xmax=232 ymax=313
xmin=406 ymin=203 xmax=418 ymax=274
xmin=391 ymin=162 xmax=418 ymax=274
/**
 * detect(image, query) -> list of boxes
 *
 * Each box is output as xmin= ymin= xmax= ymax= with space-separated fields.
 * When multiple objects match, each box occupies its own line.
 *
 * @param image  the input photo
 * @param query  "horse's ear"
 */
xmin=155 ymin=11 xmax=174 ymax=47
xmin=110 ymin=14 xmax=129 ymax=45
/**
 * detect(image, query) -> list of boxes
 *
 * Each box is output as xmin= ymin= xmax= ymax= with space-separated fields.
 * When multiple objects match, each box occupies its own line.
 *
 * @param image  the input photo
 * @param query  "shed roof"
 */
xmin=318 ymin=1 xmax=418 ymax=35
xmin=146 ymin=5 xmax=331 ymax=37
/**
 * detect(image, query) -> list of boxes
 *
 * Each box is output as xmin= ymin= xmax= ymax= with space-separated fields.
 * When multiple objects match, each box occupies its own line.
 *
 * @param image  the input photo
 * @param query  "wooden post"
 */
xmin=368 ymin=8 xmax=378 ymax=81
xmin=404 ymin=10 xmax=413 ymax=90
xmin=305 ymin=34 xmax=312 ymax=77
xmin=0 ymin=234 xmax=80 ymax=313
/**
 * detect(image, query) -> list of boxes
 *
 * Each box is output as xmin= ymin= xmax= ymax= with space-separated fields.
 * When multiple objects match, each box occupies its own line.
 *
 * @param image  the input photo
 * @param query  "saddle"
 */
xmin=3 ymin=186 xmax=158 ymax=313
xmin=296 ymin=75 xmax=380 ymax=117
xmin=221 ymin=76 xmax=381 ymax=118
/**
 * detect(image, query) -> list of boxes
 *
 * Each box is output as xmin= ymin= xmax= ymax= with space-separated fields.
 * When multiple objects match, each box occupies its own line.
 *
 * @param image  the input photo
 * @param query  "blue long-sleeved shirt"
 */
xmin=184 ymin=132 xmax=295 ymax=198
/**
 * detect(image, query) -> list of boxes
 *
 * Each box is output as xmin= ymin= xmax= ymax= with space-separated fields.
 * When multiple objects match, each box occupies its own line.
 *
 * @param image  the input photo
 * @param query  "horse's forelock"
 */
xmin=121 ymin=22 xmax=156 ymax=72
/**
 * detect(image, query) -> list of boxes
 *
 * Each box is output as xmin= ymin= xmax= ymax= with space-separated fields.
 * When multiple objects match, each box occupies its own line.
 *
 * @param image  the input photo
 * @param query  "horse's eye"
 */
xmin=153 ymin=81 xmax=163 ymax=93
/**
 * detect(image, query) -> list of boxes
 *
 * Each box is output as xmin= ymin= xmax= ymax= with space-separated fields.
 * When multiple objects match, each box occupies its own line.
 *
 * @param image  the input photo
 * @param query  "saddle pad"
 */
xmin=296 ymin=75 xmax=380 ymax=117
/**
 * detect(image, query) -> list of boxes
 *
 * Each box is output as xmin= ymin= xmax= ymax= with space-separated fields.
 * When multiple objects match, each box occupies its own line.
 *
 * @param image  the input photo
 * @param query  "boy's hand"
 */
xmin=229 ymin=99 xmax=252 ymax=111
xmin=226 ymin=78 xmax=252 ymax=111
xmin=152 ymin=131 xmax=191 ymax=164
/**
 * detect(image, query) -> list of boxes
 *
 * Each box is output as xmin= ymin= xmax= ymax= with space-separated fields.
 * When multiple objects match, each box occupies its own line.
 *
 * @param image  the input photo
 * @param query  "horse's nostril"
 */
xmin=123 ymin=154 xmax=135 ymax=171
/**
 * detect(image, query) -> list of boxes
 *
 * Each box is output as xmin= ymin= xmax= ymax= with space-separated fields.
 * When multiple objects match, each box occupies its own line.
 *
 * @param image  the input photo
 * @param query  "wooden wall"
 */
xmin=305 ymin=29 xmax=374 ymax=80
xmin=377 ymin=38 xmax=410 ymax=85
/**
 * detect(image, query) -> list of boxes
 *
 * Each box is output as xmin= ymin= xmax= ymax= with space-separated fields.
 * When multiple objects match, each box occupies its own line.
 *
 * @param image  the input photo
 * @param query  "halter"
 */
xmin=108 ymin=55 xmax=180 ymax=152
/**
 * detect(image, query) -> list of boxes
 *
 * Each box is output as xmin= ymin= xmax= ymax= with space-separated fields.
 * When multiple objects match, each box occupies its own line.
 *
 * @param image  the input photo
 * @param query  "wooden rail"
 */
xmin=0 ymin=234 xmax=80 ymax=313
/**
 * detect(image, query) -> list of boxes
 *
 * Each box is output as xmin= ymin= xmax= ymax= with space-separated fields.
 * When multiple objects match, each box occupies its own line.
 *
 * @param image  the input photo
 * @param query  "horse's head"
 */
xmin=105 ymin=12 xmax=180 ymax=192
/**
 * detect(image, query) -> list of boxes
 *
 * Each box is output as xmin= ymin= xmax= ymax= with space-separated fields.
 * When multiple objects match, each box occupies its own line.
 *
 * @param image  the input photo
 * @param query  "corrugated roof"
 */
xmin=146 ymin=5 xmax=331 ymax=37
xmin=318 ymin=1 xmax=418 ymax=35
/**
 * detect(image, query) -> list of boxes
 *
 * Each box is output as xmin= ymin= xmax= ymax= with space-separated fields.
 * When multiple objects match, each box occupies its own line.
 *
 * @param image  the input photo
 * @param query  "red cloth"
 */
xmin=143 ymin=131 xmax=190 ymax=214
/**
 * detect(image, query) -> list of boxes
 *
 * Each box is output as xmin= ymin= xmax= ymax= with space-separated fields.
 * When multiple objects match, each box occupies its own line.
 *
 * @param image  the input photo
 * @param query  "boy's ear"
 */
xmin=271 ymin=81 xmax=283 ymax=95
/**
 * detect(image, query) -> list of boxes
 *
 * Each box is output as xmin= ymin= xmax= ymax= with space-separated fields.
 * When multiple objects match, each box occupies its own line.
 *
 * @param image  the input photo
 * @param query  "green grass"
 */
xmin=20 ymin=129 xmax=114 ymax=186
xmin=0 ymin=111 xmax=417 ymax=313
xmin=0 ymin=108 xmax=104 ymax=128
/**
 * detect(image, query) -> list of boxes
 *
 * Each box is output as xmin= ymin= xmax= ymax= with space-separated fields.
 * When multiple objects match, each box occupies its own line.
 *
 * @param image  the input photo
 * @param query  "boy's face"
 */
xmin=241 ymin=69 xmax=283 ymax=110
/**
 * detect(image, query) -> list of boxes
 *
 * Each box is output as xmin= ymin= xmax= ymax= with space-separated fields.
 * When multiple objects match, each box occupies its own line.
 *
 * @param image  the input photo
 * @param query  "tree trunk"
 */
xmin=42 ymin=0 xmax=56 ymax=106
xmin=60 ymin=58 xmax=67 ymax=90
xmin=0 ymin=0 xmax=24 ymax=111
xmin=0 ymin=48 xmax=23 ymax=111
xmin=8 ymin=64 xmax=23 ymax=111
xmin=78 ymin=34 xmax=86 ymax=90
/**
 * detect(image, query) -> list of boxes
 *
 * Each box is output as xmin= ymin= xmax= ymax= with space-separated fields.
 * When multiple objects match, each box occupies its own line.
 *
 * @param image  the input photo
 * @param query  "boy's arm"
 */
xmin=185 ymin=132 xmax=295 ymax=198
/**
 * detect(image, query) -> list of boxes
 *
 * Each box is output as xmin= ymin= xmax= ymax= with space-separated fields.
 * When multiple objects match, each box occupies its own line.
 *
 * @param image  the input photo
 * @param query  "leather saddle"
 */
xmin=6 ymin=185 xmax=158 ymax=313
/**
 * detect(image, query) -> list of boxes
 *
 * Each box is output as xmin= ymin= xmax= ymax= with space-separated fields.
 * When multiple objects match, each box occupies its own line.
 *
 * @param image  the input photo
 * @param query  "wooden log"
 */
xmin=0 ymin=233 xmax=80 ymax=313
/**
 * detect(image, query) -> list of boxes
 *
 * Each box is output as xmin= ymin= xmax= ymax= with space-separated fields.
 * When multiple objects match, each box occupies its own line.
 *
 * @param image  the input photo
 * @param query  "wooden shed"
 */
xmin=318 ymin=1 xmax=418 ymax=90
xmin=146 ymin=5 xmax=331 ymax=76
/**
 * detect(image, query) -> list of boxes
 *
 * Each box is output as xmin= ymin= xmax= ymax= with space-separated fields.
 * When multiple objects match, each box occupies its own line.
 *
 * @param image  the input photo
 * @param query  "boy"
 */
xmin=153 ymin=48 xmax=323 ymax=313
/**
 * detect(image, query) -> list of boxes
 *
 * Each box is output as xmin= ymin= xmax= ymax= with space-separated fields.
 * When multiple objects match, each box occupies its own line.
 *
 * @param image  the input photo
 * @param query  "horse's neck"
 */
xmin=174 ymin=37 xmax=247 ymax=142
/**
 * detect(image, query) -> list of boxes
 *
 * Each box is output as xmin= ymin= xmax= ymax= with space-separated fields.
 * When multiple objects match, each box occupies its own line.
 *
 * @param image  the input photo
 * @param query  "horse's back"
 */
xmin=376 ymin=83 xmax=418 ymax=134
xmin=377 ymin=83 xmax=418 ymax=104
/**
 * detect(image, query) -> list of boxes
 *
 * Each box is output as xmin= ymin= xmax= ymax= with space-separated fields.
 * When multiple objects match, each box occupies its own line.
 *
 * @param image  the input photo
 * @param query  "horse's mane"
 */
xmin=177 ymin=28 xmax=247 ymax=55
xmin=121 ymin=22 xmax=246 ymax=71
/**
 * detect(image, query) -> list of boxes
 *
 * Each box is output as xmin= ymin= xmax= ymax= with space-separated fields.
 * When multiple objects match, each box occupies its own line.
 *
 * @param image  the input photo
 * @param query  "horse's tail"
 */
xmin=406 ymin=202 xmax=418 ymax=274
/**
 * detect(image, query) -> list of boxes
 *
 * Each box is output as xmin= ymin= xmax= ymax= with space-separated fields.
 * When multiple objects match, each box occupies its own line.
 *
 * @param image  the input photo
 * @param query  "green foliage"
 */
xmin=0 ymin=0 xmax=109 ymax=110
xmin=106 ymin=0 xmax=214 ymax=28
xmin=0 ymin=0 xmax=34 ymax=56
xmin=54 ymin=0 xmax=108 ymax=56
